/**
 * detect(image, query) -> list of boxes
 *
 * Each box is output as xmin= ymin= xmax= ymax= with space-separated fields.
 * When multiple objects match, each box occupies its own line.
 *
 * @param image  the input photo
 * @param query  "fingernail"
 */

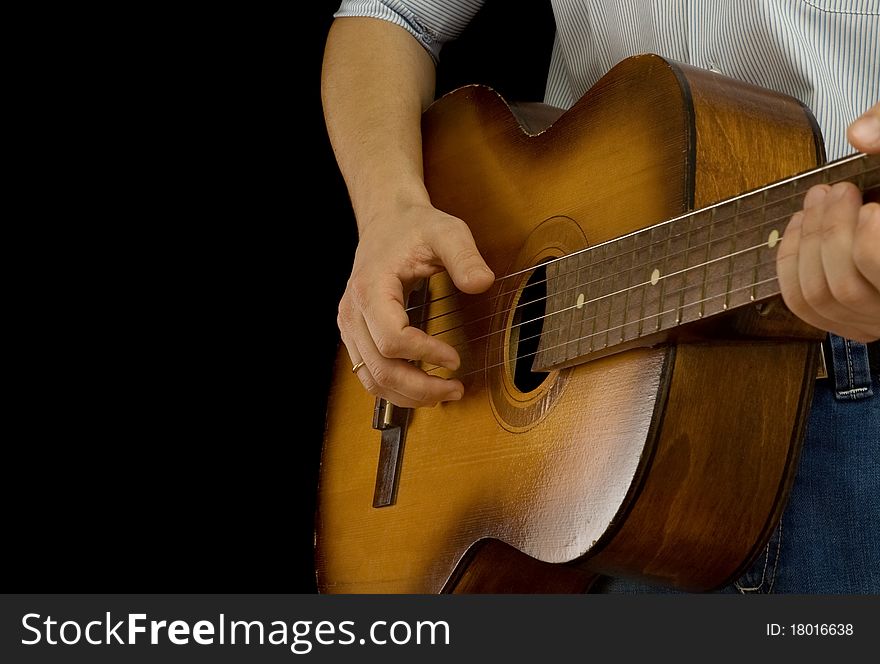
xmin=440 ymin=359 xmax=460 ymax=372
xmin=850 ymin=114 xmax=880 ymax=149
xmin=787 ymin=211 xmax=803 ymax=230
xmin=829 ymin=184 xmax=846 ymax=201
xmin=859 ymin=204 xmax=880 ymax=227
xmin=448 ymin=390 xmax=463 ymax=401
xmin=804 ymin=186 xmax=829 ymax=208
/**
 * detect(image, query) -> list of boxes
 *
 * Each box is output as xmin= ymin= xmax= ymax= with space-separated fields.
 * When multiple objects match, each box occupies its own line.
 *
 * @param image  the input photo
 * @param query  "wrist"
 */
xmin=354 ymin=184 xmax=433 ymax=233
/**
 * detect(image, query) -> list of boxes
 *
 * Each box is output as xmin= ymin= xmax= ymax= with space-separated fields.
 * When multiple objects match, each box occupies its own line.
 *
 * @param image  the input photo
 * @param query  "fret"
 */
xmin=658 ymin=219 xmax=685 ymax=331
xmin=640 ymin=224 xmax=663 ymax=334
xmin=756 ymin=167 xmax=821 ymax=301
xmin=833 ymin=152 xmax=871 ymax=184
xmin=597 ymin=243 xmax=617 ymax=350
xmin=560 ymin=253 xmax=581 ymax=366
xmin=576 ymin=244 xmax=601 ymax=357
xmin=706 ymin=198 xmax=739 ymax=313
xmin=728 ymin=192 xmax=765 ymax=309
xmin=607 ymin=235 xmax=636 ymax=344
xmin=582 ymin=243 xmax=605 ymax=352
xmin=632 ymin=229 xmax=653 ymax=339
xmin=758 ymin=168 xmax=824 ymax=300
xmin=625 ymin=233 xmax=648 ymax=341
xmin=751 ymin=188 xmax=768 ymax=301
xmin=702 ymin=200 xmax=732 ymax=317
xmin=559 ymin=250 xmax=582 ymax=363
xmin=571 ymin=249 xmax=585 ymax=357
xmin=570 ymin=253 xmax=585 ymax=353
xmin=753 ymin=190 xmax=767 ymax=302
xmin=587 ymin=245 xmax=603 ymax=354
xmin=564 ymin=250 xmax=580 ymax=360
xmin=724 ymin=212 xmax=734 ymax=312
xmin=541 ymin=259 xmax=563 ymax=367
xmin=636 ymin=280 xmax=647 ymax=339
xmin=783 ymin=167 xmax=827 ymax=201
xmin=859 ymin=154 xmax=880 ymax=190
xmin=699 ymin=251 xmax=709 ymax=318
xmin=727 ymin=187 xmax=765 ymax=308
xmin=680 ymin=208 xmax=712 ymax=324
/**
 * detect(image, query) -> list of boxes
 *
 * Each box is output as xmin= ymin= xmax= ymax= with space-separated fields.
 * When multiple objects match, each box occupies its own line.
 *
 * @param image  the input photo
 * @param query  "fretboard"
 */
xmin=533 ymin=152 xmax=879 ymax=371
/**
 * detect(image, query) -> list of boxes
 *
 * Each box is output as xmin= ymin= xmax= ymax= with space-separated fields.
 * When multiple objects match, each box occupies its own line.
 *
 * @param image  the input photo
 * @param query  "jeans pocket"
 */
xmin=735 ymin=518 xmax=783 ymax=594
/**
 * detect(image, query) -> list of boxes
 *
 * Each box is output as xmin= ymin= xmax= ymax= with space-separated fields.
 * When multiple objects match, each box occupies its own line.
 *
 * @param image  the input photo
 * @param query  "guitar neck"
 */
xmin=533 ymin=152 xmax=879 ymax=371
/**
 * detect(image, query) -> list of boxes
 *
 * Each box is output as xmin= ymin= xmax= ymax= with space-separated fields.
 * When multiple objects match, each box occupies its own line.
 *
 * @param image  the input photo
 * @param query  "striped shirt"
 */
xmin=335 ymin=0 xmax=879 ymax=161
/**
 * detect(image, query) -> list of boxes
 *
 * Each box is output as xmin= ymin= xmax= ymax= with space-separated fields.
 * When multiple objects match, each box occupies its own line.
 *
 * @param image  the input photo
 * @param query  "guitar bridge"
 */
xmin=369 ymin=281 xmax=429 ymax=508
xmin=371 ymin=398 xmax=410 ymax=508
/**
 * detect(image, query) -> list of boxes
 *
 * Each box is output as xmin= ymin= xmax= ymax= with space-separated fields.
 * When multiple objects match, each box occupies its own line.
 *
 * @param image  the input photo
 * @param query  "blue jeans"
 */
xmin=595 ymin=336 xmax=880 ymax=594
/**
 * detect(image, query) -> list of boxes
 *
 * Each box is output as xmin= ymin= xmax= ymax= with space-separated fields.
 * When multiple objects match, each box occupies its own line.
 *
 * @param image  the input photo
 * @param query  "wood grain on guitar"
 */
xmin=316 ymin=54 xmax=878 ymax=593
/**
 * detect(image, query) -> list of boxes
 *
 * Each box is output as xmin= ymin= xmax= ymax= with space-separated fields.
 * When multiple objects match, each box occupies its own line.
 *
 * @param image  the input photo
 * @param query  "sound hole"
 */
xmin=510 ymin=265 xmax=550 ymax=393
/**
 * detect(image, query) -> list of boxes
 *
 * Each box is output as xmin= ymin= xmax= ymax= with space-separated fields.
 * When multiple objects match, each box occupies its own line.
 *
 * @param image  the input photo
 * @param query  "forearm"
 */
xmin=321 ymin=17 xmax=436 ymax=231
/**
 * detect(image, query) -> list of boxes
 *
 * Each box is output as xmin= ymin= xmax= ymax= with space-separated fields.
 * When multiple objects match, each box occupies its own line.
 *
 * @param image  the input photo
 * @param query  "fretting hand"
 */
xmin=777 ymin=103 xmax=880 ymax=342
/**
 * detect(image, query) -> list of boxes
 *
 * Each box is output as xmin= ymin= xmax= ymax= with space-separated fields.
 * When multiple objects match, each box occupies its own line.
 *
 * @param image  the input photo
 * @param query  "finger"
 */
xmin=819 ymin=184 xmax=880 ymax=321
xmin=428 ymin=218 xmax=495 ymax=294
xmin=779 ymin=209 xmax=878 ymax=341
xmin=798 ymin=185 xmax=880 ymax=338
xmin=853 ymin=202 xmax=880 ymax=288
xmin=848 ymin=102 xmax=880 ymax=153
xmin=350 ymin=311 xmax=464 ymax=406
xmin=794 ymin=185 xmax=837 ymax=320
xmin=340 ymin=329 xmax=437 ymax=408
xmin=778 ymin=211 xmax=841 ymax=331
xmin=350 ymin=271 xmax=461 ymax=370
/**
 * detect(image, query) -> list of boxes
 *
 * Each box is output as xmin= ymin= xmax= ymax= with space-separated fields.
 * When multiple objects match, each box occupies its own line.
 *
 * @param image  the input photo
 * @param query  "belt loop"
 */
xmin=827 ymin=334 xmax=874 ymax=401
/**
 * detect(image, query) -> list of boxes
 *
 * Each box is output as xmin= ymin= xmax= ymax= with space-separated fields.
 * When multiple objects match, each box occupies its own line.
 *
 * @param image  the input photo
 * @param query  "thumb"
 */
xmin=430 ymin=218 xmax=495 ymax=294
xmin=848 ymin=103 xmax=880 ymax=153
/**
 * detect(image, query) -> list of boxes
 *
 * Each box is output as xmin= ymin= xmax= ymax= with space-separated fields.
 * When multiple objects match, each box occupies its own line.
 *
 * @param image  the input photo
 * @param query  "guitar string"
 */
xmin=410 ymin=162 xmax=878 ymax=335
xmin=412 ymin=162 xmax=878 ymax=363
xmin=403 ymin=158 xmax=876 ymax=328
xmin=416 ymin=201 xmax=795 ymax=332
xmin=434 ymin=238 xmax=778 ymax=349
xmin=440 ymin=248 xmax=785 ymax=364
xmin=405 ymin=153 xmax=873 ymax=316
xmin=413 ymin=161 xmax=879 ymax=340
xmin=446 ymin=251 xmax=798 ymax=361
xmin=423 ymin=276 xmax=782 ymax=379
xmin=427 ymin=230 xmax=779 ymax=341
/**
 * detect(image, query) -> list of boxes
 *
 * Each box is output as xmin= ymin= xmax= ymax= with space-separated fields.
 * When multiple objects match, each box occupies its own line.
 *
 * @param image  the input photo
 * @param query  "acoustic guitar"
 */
xmin=316 ymin=54 xmax=879 ymax=593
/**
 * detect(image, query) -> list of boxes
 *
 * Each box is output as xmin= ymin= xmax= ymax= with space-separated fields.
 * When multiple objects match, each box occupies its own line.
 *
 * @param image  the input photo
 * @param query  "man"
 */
xmin=322 ymin=1 xmax=879 ymax=592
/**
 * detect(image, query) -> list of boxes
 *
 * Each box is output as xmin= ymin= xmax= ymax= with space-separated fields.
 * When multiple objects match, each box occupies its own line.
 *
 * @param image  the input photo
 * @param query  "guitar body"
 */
xmin=316 ymin=55 xmax=824 ymax=593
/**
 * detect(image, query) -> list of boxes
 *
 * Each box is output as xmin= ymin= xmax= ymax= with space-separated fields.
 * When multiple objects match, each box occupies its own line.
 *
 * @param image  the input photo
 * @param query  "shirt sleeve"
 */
xmin=334 ymin=0 xmax=486 ymax=63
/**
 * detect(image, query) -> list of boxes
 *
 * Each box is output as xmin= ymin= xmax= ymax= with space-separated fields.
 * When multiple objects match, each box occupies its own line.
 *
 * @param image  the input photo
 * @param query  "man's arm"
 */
xmin=322 ymin=17 xmax=494 ymax=408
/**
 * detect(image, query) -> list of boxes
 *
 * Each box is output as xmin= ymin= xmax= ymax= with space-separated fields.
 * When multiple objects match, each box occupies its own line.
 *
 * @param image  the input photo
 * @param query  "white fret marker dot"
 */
xmin=767 ymin=229 xmax=780 ymax=248
xmin=576 ymin=293 xmax=585 ymax=310
xmin=650 ymin=268 xmax=660 ymax=286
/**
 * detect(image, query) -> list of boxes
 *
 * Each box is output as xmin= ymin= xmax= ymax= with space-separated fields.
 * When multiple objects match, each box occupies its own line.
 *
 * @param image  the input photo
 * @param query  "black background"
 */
xmin=10 ymin=2 xmax=553 ymax=593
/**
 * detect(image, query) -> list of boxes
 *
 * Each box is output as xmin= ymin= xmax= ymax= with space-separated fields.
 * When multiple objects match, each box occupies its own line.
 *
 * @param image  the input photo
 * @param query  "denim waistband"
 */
xmin=824 ymin=334 xmax=878 ymax=401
